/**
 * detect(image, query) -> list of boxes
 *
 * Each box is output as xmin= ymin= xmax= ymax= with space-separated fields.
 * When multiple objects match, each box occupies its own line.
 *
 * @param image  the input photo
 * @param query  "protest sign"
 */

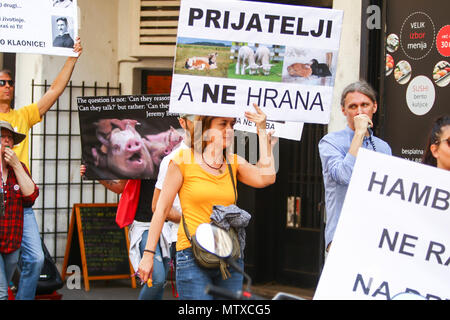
xmin=314 ymin=149 xmax=450 ymax=300
xmin=0 ymin=0 xmax=78 ymax=57
xmin=234 ymin=118 xmax=304 ymax=141
xmin=77 ymin=94 xmax=183 ymax=180
xmin=169 ymin=0 xmax=343 ymax=124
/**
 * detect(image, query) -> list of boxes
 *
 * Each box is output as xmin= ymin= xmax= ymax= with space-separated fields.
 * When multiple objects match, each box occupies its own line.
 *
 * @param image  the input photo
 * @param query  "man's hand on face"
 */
xmin=353 ymin=114 xmax=373 ymax=136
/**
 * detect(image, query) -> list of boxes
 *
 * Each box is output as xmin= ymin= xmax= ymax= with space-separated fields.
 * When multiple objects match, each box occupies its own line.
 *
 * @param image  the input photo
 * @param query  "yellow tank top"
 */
xmin=172 ymin=148 xmax=238 ymax=251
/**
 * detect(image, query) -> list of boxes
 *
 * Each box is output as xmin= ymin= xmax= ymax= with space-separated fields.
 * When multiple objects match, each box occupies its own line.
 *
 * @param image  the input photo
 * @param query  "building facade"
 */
xmin=1 ymin=0 xmax=386 ymax=290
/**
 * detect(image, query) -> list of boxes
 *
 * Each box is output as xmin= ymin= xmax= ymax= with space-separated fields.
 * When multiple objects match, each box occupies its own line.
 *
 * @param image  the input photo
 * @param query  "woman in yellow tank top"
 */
xmin=138 ymin=103 xmax=276 ymax=299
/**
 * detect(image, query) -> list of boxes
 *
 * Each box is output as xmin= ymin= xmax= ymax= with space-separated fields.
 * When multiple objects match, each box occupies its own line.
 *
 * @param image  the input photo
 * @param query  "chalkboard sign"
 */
xmin=62 ymin=203 xmax=136 ymax=291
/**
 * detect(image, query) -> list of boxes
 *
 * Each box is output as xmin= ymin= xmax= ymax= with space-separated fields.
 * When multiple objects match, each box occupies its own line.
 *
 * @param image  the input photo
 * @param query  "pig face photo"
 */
xmin=78 ymin=95 xmax=183 ymax=180
xmin=91 ymin=119 xmax=155 ymax=179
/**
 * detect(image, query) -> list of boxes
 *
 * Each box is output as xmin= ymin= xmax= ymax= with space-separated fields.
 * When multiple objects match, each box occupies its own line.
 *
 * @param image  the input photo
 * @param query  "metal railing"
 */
xmin=286 ymin=123 xmax=325 ymax=230
xmin=30 ymin=81 xmax=121 ymax=265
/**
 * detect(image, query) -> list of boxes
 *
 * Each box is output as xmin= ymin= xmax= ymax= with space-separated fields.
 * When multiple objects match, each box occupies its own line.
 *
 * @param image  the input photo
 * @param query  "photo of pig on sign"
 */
xmin=77 ymin=94 xmax=183 ymax=180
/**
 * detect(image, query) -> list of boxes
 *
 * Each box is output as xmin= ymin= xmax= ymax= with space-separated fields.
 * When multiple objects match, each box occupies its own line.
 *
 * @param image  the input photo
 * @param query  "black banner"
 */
xmin=77 ymin=94 xmax=183 ymax=180
xmin=383 ymin=0 xmax=449 ymax=162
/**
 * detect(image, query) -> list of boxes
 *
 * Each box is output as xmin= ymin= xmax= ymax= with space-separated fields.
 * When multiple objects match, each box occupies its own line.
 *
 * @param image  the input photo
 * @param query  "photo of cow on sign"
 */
xmin=77 ymin=94 xmax=183 ymax=180
xmin=175 ymin=38 xmax=229 ymax=77
xmin=185 ymin=52 xmax=218 ymax=70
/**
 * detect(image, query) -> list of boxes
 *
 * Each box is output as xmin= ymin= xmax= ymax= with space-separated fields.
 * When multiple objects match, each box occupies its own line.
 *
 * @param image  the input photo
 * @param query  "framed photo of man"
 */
xmin=52 ymin=16 xmax=75 ymax=48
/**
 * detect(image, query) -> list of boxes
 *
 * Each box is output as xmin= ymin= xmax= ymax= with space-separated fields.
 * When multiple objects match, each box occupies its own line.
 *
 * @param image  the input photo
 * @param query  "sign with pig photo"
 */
xmin=77 ymin=94 xmax=183 ymax=180
xmin=169 ymin=0 xmax=343 ymax=124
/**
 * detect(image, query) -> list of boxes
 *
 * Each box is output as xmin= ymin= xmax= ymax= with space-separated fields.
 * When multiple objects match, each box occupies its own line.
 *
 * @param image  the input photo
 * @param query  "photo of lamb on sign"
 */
xmin=235 ymin=45 xmax=274 ymax=76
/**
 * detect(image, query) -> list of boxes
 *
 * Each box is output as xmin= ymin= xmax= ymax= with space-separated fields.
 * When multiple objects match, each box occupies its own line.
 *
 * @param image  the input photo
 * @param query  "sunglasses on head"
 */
xmin=0 ymin=80 xmax=14 ymax=87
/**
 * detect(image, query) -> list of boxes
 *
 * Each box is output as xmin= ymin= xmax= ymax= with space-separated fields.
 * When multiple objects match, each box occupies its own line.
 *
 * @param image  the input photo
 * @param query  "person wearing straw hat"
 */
xmin=0 ymin=121 xmax=39 ymax=300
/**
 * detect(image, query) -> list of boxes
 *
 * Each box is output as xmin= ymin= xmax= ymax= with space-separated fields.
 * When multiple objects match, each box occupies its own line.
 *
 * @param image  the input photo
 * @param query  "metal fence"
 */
xmin=29 ymin=81 xmax=121 ymax=266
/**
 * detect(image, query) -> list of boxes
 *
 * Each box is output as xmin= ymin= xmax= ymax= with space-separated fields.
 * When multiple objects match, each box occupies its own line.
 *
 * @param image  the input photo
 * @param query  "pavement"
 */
xmin=56 ymin=279 xmax=314 ymax=300
xmin=58 ymin=278 xmax=177 ymax=300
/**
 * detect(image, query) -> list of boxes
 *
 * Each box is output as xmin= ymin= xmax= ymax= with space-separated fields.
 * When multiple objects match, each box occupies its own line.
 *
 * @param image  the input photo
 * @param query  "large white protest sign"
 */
xmin=314 ymin=149 xmax=450 ymax=300
xmin=0 ymin=0 xmax=78 ymax=57
xmin=169 ymin=0 xmax=343 ymax=124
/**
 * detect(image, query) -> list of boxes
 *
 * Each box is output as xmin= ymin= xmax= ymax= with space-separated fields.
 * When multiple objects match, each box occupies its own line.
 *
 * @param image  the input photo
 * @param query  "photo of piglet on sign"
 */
xmin=77 ymin=94 xmax=183 ymax=180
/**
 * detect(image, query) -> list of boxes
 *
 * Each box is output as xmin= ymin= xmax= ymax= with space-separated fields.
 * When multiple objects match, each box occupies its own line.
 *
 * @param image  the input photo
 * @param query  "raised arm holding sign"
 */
xmin=36 ymin=37 xmax=82 ymax=118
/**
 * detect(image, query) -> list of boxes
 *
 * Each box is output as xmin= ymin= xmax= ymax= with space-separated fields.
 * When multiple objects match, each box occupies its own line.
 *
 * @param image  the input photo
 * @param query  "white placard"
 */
xmin=169 ymin=0 xmax=343 ymax=124
xmin=234 ymin=118 xmax=304 ymax=141
xmin=0 ymin=0 xmax=78 ymax=57
xmin=314 ymin=149 xmax=450 ymax=300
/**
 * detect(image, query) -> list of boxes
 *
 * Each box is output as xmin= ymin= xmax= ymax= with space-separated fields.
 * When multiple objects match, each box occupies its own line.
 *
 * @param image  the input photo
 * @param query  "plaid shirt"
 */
xmin=0 ymin=163 xmax=39 ymax=254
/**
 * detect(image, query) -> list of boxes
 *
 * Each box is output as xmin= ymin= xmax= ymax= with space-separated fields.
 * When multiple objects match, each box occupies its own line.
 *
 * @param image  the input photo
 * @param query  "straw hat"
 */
xmin=0 ymin=121 xmax=26 ymax=145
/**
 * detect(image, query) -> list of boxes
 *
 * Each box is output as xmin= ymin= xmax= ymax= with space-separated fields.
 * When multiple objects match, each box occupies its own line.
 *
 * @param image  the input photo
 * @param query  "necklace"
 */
xmin=202 ymin=153 xmax=224 ymax=172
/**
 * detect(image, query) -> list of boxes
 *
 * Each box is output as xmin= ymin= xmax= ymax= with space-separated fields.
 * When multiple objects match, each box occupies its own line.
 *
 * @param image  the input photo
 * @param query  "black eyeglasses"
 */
xmin=437 ymin=137 xmax=450 ymax=147
xmin=0 ymin=80 xmax=14 ymax=87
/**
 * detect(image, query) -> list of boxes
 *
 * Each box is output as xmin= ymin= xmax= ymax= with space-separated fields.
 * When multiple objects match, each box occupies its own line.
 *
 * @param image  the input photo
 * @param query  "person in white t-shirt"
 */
xmin=151 ymin=115 xmax=192 ymax=260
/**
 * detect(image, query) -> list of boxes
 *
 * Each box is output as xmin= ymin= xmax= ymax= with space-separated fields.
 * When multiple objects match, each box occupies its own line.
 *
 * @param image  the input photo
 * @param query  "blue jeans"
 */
xmin=15 ymin=207 xmax=44 ymax=300
xmin=138 ymin=230 xmax=170 ymax=300
xmin=0 ymin=250 xmax=20 ymax=300
xmin=176 ymin=248 xmax=244 ymax=300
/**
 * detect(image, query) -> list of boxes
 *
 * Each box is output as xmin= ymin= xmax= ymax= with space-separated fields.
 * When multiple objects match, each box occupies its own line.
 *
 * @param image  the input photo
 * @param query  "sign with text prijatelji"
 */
xmin=383 ymin=0 xmax=450 ymax=162
xmin=0 ymin=0 xmax=78 ymax=57
xmin=169 ymin=0 xmax=343 ymax=124
xmin=62 ymin=204 xmax=136 ymax=291
xmin=314 ymin=149 xmax=450 ymax=300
